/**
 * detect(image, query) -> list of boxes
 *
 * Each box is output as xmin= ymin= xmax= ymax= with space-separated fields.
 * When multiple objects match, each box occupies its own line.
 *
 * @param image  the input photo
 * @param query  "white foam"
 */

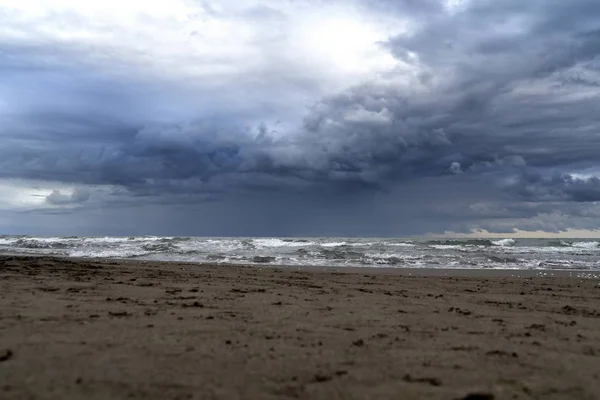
xmin=384 ymin=242 xmax=416 ymax=247
xmin=81 ymin=236 xmax=165 ymax=244
xmin=491 ymin=238 xmax=515 ymax=246
xmin=23 ymin=237 xmax=68 ymax=243
xmin=320 ymin=241 xmax=350 ymax=247
xmin=252 ymin=238 xmax=317 ymax=247
xmin=364 ymin=253 xmax=422 ymax=261
xmin=69 ymin=248 xmax=150 ymax=258
xmin=429 ymin=244 xmax=463 ymax=250
xmin=571 ymin=241 xmax=599 ymax=249
xmin=500 ymin=245 xmax=600 ymax=255
xmin=1 ymin=237 xmax=78 ymax=246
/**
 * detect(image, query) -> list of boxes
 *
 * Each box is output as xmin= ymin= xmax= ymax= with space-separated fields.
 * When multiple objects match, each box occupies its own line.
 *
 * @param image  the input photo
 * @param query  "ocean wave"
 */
xmin=427 ymin=238 xmax=516 ymax=247
xmin=152 ymin=236 xmax=192 ymax=245
xmin=427 ymin=239 xmax=492 ymax=246
xmin=320 ymin=241 xmax=352 ymax=247
xmin=571 ymin=241 xmax=599 ymax=249
xmin=12 ymin=238 xmax=74 ymax=249
xmin=361 ymin=253 xmax=411 ymax=265
xmin=252 ymin=238 xmax=355 ymax=248
xmin=429 ymin=244 xmax=465 ymax=250
xmin=487 ymin=255 xmax=520 ymax=263
xmin=546 ymin=240 xmax=600 ymax=249
xmin=69 ymin=249 xmax=151 ymax=258
xmin=383 ymin=241 xmax=416 ymax=247
xmin=533 ymin=259 xmax=595 ymax=270
xmin=2 ymin=235 xmax=600 ymax=271
xmin=141 ymin=242 xmax=178 ymax=252
xmin=81 ymin=236 xmax=165 ymax=244
xmin=253 ymin=238 xmax=316 ymax=247
xmin=491 ymin=238 xmax=515 ymax=247
xmin=252 ymin=256 xmax=276 ymax=263
xmin=363 ymin=256 xmax=404 ymax=265
xmin=189 ymin=239 xmax=253 ymax=252
xmin=319 ymin=249 xmax=363 ymax=260
xmin=547 ymin=240 xmax=571 ymax=247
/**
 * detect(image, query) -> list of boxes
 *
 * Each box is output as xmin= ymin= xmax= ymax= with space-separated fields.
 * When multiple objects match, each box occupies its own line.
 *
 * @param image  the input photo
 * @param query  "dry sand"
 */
xmin=1 ymin=255 xmax=600 ymax=400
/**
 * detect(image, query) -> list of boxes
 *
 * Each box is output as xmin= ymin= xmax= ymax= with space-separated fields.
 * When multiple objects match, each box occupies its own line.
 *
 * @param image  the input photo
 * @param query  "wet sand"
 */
xmin=1 ymin=255 xmax=600 ymax=399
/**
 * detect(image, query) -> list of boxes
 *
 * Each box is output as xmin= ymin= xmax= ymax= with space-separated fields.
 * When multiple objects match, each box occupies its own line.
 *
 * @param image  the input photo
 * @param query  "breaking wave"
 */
xmin=571 ymin=241 xmax=600 ymax=249
xmin=491 ymin=238 xmax=516 ymax=246
xmin=0 ymin=236 xmax=598 ymax=270
xmin=426 ymin=238 xmax=514 ymax=247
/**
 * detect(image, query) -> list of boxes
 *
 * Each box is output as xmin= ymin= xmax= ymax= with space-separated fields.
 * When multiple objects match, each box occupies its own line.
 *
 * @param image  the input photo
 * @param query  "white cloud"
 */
xmin=444 ymin=0 xmax=470 ymax=13
xmin=344 ymin=107 xmax=393 ymax=125
xmin=0 ymin=0 xmax=416 ymax=144
xmin=0 ymin=0 xmax=407 ymax=92
xmin=0 ymin=179 xmax=113 ymax=211
xmin=0 ymin=180 xmax=48 ymax=209
xmin=449 ymin=162 xmax=462 ymax=174
xmin=46 ymin=188 xmax=91 ymax=205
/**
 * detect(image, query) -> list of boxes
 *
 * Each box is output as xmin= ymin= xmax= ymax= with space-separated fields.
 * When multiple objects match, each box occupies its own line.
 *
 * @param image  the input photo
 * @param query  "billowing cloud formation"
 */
xmin=507 ymin=174 xmax=600 ymax=202
xmin=46 ymin=188 xmax=91 ymax=205
xmin=1 ymin=0 xmax=600 ymax=236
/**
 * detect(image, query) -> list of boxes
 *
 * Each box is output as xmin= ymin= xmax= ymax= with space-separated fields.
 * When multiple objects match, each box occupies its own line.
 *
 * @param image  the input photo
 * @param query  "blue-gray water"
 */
xmin=2 ymin=236 xmax=600 ymax=270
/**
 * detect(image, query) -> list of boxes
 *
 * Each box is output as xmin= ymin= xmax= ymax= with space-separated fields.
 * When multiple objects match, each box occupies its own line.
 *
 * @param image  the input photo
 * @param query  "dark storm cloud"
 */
xmin=506 ymin=173 xmax=600 ymax=202
xmin=1 ymin=0 xmax=600 ymax=235
xmin=291 ymin=0 xmax=600 ymax=198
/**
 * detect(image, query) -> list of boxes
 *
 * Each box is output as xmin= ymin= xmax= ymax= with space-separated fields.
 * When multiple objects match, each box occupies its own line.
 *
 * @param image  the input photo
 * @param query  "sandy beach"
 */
xmin=1 ymin=255 xmax=599 ymax=400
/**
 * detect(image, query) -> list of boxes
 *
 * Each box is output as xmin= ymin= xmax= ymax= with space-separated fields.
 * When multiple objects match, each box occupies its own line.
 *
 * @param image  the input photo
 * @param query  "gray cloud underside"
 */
xmin=1 ymin=0 xmax=600 ymax=235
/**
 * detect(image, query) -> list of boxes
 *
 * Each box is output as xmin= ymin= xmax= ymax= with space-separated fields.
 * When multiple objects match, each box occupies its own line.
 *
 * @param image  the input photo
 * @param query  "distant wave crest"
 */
xmin=426 ymin=238 xmax=514 ymax=247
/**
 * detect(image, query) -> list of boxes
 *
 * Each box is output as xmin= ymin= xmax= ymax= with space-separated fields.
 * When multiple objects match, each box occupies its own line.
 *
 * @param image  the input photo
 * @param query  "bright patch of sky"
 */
xmin=1 ymin=0 xmax=407 ymax=91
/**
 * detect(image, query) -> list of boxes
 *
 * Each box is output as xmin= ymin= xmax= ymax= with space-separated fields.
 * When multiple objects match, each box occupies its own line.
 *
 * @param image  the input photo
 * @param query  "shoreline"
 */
xmin=2 ymin=255 xmax=600 ymax=399
xmin=2 ymin=254 xmax=600 ymax=279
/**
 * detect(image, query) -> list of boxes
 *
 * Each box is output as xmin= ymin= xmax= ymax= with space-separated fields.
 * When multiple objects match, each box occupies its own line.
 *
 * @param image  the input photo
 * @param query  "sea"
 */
xmin=1 ymin=236 xmax=600 ymax=270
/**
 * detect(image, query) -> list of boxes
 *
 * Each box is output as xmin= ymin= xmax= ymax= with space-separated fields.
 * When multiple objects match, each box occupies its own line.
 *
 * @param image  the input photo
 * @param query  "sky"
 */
xmin=1 ymin=0 xmax=600 ymax=237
